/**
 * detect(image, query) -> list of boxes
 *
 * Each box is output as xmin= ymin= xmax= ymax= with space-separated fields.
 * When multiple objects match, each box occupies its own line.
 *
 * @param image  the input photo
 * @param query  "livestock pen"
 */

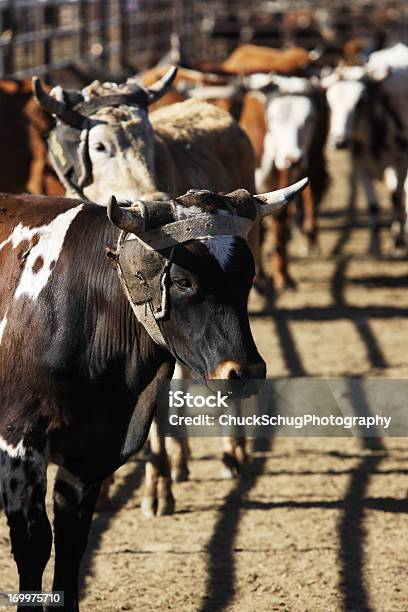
xmin=1 ymin=0 xmax=408 ymax=79
xmin=1 ymin=2 xmax=408 ymax=612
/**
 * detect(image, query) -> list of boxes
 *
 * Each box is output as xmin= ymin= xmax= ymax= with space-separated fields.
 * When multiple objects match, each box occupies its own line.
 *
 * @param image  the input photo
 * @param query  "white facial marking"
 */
xmin=83 ymin=107 xmax=157 ymax=204
xmin=174 ymin=203 xmax=235 ymax=269
xmin=270 ymin=75 xmax=313 ymax=95
xmin=326 ymin=80 xmax=365 ymax=145
xmin=13 ymin=205 xmax=83 ymax=301
xmin=206 ymin=235 xmax=235 ymax=269
xmin=266 ymin=95 xmax=315 ymax=171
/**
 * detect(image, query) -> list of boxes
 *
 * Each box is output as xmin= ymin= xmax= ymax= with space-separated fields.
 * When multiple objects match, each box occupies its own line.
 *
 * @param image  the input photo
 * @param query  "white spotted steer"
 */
xmin=0 ymin=178 xmax=307 ymax=612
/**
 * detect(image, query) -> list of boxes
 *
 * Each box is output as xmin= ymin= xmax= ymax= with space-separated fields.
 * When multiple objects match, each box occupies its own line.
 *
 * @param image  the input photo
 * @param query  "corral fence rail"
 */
xmin=1 ymin=0 xmax=408 ymax=81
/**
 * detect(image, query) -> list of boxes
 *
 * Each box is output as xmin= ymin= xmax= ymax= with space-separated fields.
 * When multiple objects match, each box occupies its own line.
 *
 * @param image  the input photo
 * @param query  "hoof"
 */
xmin=141 ymin=496 xmax=157 ymax=518
xmin=220 ymin=454 xmax=240 ymax=479
xmin=252 ymin=276 xmax=268 ymax=295
xmin=171 ymin=466 xmax=190 ymax=483
xmin=275 ymin=276 xmax=297 ymax=292
xmin=220 ymin=465 xmax=238 ymax=479
xmin=392 ymin=245 xmax=408 ymax=258
xmin=157 ymin=494 xmax=175 ymax=516
xmin=392 ymin=237 xmax=407 ymax=257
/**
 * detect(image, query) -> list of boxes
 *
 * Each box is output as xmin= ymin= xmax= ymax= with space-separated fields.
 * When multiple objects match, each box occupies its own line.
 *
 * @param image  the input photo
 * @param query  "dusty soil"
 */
xmin=1 ymin=149 xmax=408 ymax=611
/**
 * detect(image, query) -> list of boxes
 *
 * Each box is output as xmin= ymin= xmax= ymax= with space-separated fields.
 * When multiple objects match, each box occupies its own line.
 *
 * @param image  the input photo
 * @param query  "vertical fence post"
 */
xmin=78 ymin=0 xmax=88 ymax=60
xmin=119 ymin=0 xmax=129 ymax=71
xmin=43 ymin=1 xmax=58 ymax=82
xmin=1 ymin=0 xmax=15 ymax=76
xmin=99 ymin=0 xmax=108 ymax=70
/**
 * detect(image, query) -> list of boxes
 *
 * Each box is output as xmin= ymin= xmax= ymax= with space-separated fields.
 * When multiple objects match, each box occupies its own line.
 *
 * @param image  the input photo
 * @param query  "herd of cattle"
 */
xmin=1 ymin=38 xmax=408 ymax=611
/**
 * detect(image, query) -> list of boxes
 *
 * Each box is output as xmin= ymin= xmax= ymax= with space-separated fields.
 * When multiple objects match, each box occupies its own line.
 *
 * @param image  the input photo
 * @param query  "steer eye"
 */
xmin=94 ymin=142 xmax=106 ymax=152
xmin=173 ymin=278 xmax=193 ymax=292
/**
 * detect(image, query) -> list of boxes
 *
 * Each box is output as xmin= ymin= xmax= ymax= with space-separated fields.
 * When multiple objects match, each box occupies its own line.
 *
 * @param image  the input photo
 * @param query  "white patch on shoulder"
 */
xmin=13 ymin=205 xmax=83 ymax=301
xmin=0 ymin=435 xmax=26 ymax=459
xmin=0 ymin=223 xmax=40 ymax=252
xmin=173 ymin=202 xmax=235 ymax=269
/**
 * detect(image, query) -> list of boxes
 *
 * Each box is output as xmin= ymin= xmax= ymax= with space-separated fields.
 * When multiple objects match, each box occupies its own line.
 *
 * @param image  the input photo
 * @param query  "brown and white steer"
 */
xmin=33 ymin=68 xmax=260 ymax=515
xmin=0 ymin=180 xmax=306 ymax=611
xmin=322 ymin=61 xmax=408 ymax=253
xmin=196 ymin=44 xmax=321 ymax=76
xmin=246 ymin=74 xmax=329 ymax=289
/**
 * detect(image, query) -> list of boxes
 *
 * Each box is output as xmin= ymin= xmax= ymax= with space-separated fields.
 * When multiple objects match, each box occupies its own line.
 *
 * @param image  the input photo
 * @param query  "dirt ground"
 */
xmin=1 ymin=149 xmax=408 ymax=611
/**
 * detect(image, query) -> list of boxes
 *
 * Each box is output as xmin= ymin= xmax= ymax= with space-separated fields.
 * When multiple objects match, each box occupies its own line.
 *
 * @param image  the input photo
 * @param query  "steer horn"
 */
xmin=256 ymin=178 xmax=309 ymax=217
xmin=107 ymin=196 xmax=145 ymax=234
xmin=32 ymin=77 xmax=85 ymax=129
xmin=309 ymin=45 xmax=325 ymax=62
xmin=144 ymin=66 xmax=178 ymax=104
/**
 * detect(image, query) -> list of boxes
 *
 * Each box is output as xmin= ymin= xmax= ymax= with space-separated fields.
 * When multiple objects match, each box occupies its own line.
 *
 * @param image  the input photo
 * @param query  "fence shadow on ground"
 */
xmin=198 ymin=436 xmax=273 ymax=612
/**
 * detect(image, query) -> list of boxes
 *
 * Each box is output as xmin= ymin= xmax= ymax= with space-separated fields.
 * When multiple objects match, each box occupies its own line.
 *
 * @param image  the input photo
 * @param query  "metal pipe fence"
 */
xmin=1 ymin=0 xmax=408 ymax=80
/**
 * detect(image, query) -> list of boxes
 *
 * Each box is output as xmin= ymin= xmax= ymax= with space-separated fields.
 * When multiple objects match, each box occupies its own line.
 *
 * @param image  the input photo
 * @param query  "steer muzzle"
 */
xmin=207 ymin=359 xmax=266 ymax=398
xmin=333 ymin=136 xmax=349 ymax=150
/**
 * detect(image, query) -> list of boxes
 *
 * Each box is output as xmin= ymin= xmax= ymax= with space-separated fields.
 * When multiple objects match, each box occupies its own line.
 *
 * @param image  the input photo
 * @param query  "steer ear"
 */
xmin=255 ymin=178 xmax=309 ymax=217
xmin=107 ymin=196 xmax=145 ymax=233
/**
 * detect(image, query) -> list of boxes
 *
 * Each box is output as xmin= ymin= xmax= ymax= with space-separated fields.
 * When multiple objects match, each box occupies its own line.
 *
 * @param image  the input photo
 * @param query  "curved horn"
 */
xmin=186 ymin=85 xmax=236 ymax=100
xmin=145 ymin=66 xmax=178 ymax=104
xmin=256 ymin=178 xmax=309 ymax=217
xmin=244 ymin=72 xmax=277 ymax=91
xmin=309 ymin=45 xmax=325 ymax=62
xmin=32 ymin=77 xmax=85 ymax=129
xmin=107 ymin=196 xmax=145 ymax=234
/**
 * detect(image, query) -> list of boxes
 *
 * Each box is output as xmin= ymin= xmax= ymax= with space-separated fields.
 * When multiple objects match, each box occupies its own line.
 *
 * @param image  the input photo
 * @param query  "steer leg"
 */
xmin=221 ymin=436 xmax=248 ymax=479
xmin=166 ymin=436 xmax=190 ymax=483
xmin=359 ymin=170 xmax=381 ymax=255
xmin=271 ymin=170 xmax=295 ymax=290
xmin=389 ymin=165 xmax=407 ymax=253
xmin=0 ymin=446 xmax=52 ymax=611
xmin=51 ymin=467 xmax=102 ymax=612
xmin=301 ymin=183 xmax=319 ymax=254
xmin=142 ymin=418 xmax=174 ymax=517
xmin=167 ymin=363 xmax=190 ymax=483
xmin=271 ymin=207 xmax=295 ymax=290
xmin=220 ymin=399 xmax=248 ymax=478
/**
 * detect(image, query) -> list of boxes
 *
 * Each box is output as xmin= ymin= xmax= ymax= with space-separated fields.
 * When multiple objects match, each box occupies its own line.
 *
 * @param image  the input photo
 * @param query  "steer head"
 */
xmin=32 ymin=67 xmax=178 ymax=202
xmin=107 ymin=178 xmax=308 ymax=390
xmin=321 ymin=65 xmax=388 ymax=149
xmin=260 ymin=75 xmax=317 ymax=172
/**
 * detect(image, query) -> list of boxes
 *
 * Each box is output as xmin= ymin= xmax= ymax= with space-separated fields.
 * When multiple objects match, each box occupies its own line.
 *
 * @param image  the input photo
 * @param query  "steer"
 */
xmin=196 ymin=44 xmax=321 ymax=76
xmin=245 ymin=74 xmax=329 ymax=289
xmin=322 ymin=64 xmax=408 ymax=253
xmin=0 ymin=179 xmax=307 ymax=611
xmin=33 ymin=68 xmax=260 ymax=514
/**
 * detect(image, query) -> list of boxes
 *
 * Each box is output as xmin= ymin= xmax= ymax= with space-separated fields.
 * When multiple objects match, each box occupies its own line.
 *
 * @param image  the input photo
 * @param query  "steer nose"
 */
xmin=208 ymin=360 xmax=266 ymax=398
xmin=333 ymin=136 xmax=348 ymax=150
xmin=209 ymin=360 xmax=266 ymax=380
xmin=283 ymin=151 xmax=302 ymax=167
